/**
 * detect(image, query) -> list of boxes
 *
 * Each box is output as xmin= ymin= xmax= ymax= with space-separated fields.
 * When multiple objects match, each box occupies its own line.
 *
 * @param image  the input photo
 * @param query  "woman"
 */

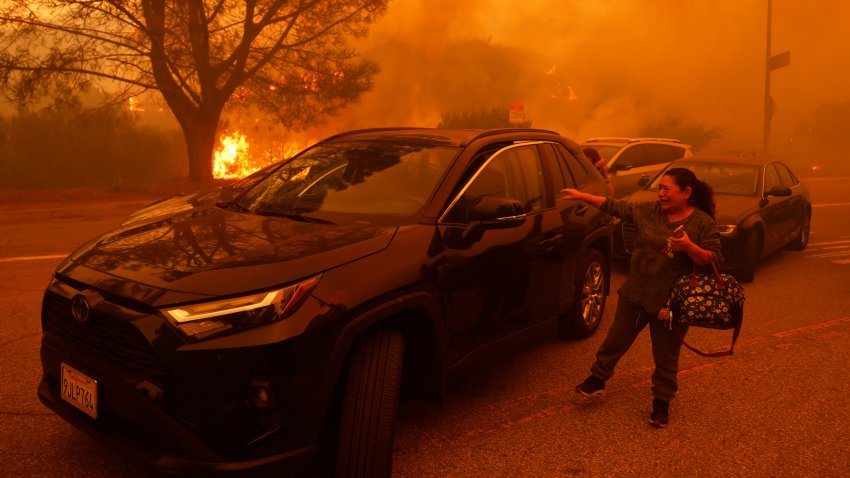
xmin=560 ymin=167 xmax=721 ymax=427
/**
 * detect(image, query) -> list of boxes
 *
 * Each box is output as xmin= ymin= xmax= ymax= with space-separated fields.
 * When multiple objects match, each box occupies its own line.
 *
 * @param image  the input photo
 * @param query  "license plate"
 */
xmin=61 ymin=363 xmax=98 ymax=419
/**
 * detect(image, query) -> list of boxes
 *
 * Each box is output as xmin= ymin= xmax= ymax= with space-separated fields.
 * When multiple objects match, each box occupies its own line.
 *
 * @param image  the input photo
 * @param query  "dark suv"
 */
xmin=38 ymin=128 xmax=613 ymax=477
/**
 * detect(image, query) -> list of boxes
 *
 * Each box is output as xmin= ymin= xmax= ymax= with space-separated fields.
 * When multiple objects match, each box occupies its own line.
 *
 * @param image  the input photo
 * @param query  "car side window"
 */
xmin=643 ymin=144 xmax=676 ymax=165
xmin=444 ymin=145 xmax=545 ymax=223
xmin=775 ymin=163 xmax=797 ymax=187
xmin=671 ymin=146 xmax=688 ymax=159
xmin=543 ymin=145 xmax=569 ymax=192
xmin=553 ymin=144 xmax=588 ymax=186
xmin=763 ymin=164 xmax=782 ymax=192
xmin=508 ymin=146 xmax=546 ymax=213
xmin=611 ymin=145 xmax=644 ymax=171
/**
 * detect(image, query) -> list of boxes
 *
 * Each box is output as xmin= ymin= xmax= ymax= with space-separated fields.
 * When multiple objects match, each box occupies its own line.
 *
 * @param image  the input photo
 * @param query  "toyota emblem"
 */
xmin=70 ymin=294 xmax=91 ymax=324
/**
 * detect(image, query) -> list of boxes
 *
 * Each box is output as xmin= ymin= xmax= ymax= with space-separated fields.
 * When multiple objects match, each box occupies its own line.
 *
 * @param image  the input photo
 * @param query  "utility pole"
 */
xmin=763 ymin=0 xmax=790 ymax=151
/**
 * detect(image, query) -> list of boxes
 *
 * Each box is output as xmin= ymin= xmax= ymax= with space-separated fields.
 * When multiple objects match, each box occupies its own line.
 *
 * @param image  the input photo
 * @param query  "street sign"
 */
xmin=509 ymin=103 xmax=525 ymax=125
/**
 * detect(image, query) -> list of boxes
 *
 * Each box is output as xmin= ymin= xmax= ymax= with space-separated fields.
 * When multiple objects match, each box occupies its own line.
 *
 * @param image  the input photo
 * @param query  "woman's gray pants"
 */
xmin=590 ymin=297 xmax=688 ymax=402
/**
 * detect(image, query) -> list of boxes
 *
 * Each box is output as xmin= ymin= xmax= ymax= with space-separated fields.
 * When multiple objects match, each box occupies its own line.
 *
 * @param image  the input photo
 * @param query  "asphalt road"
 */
xmin=1 ymin=178 xmax=849 ymax=477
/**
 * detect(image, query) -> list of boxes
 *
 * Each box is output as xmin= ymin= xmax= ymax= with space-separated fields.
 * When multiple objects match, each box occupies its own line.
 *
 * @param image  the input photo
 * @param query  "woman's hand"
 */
xmin=668 ymin=231 xmax=693 ymax=252
xmin=559 ymin=188 xmax=606 ymax=208
xmin=670 ymin=232 xmax=713 ymax=265
xmin=559 ymin=188 xmax=583 ymax=200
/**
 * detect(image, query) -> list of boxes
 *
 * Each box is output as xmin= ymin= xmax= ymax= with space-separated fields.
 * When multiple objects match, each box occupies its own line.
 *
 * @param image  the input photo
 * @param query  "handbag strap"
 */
xmin=688 ymin=255 xmax=725 ymax=289
xmin=675 ymin=324 xmax=741 ymax=357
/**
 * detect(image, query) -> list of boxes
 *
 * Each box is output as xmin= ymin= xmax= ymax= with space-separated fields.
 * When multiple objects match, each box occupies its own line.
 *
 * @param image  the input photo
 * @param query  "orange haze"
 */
xmin=132 ymin=0 xmax=850 ymax=176
xmin=317 ymin=0 xmax=850 ymax=158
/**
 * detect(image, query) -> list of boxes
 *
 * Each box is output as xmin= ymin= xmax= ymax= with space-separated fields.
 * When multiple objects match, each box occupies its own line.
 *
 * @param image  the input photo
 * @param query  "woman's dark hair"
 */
xmin=664 ymin=167 xmax=716 ymax=218
xmin=583 ymin=147 xmax=602 ymax=163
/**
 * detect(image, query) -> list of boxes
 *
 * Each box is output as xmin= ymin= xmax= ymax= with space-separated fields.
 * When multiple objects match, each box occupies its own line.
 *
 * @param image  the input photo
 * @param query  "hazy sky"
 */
xmin=10 ymin=1 xmax=843 ymax=157
xmin=317 ymin=0 xmax=850 ymax=153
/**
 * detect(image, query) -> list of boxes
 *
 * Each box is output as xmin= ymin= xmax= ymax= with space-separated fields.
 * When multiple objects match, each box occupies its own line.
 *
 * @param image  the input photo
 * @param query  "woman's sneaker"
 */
xmin=650 ymin=398 xmax=670 ymax=427
xmin=575 ymin=375 xmax=606 ymax=398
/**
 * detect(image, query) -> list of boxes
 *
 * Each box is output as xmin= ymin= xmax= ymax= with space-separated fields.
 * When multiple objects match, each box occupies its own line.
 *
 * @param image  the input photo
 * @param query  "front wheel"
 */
xmin=335 ymin=329 xmax=404 ymax=478
xmin=559 ymin=249 xmax=607 ymax=338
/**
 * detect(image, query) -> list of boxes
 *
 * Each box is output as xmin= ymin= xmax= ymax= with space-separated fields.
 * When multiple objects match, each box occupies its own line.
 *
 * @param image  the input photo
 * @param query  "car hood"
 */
xmin=622 ymin=190 xmax=759 ymax=225
xmin=58 ymin=206 xmax=396 ymax=304
xmin=120 ymin=187 xmax=235 ymax=226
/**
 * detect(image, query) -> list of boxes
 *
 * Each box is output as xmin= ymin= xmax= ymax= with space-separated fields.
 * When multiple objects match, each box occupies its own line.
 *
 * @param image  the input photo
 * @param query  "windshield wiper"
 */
xmin=216 ymin=199 xmax=251 ymax=213
xmin=252 ymin=208 xmax=336 ymax=225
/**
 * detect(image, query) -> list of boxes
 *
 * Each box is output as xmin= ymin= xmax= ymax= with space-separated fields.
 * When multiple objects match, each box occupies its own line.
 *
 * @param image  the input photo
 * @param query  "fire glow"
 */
xmin=213 ymin=131 xmax=252 ymax=179
xmin=212 ymin=131 xmax=312 ymax=179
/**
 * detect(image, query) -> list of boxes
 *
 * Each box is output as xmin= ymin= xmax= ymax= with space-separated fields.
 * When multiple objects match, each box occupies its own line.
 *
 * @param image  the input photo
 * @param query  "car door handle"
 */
xmin=539 ymin=234 xmax=563 ymax=250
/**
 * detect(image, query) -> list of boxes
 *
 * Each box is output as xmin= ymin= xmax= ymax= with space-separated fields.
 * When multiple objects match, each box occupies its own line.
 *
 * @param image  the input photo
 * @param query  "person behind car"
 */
xmin=559 ymin=167 xmax=721 ymax=427
xmin=583 ymin=147 xmax=615 ymax=197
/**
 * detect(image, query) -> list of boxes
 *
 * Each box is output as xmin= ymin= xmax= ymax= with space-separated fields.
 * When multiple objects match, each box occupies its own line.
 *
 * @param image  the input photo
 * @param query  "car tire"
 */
xmin=559 ymin=249 xmax=607 ymax=338
xmin=335 ymin=329 xmax=404 ymax=478
xmin=738 ymin=230 xmax=760 ymax=283
xmin=787 ymin=213 xmax=810 ymax=251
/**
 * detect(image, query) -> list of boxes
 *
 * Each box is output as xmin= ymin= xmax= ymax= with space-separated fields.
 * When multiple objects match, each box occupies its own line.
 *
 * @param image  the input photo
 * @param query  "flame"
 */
xmin=128 ymin=97 xmax=144 ymax=112
xmin=212 ymin=130 xmax=315 ymax=180
xmin=213 ymin=131 xmax=253 ymax=179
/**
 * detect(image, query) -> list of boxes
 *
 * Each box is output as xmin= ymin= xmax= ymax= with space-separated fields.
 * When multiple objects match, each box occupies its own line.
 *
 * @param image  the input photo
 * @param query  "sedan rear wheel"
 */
xmin=738 ymin=230 xmax=760 ymax=283
xmin=560 ymin=249 xmax=607 ymax=338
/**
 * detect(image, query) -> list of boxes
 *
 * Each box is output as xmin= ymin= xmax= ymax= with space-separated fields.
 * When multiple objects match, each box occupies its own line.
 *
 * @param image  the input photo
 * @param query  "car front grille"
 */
xmin=42 ymin=292 xmax=170 ymax=388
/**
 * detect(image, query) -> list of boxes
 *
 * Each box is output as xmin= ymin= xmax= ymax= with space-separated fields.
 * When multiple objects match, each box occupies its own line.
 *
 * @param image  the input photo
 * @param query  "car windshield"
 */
xmin=237 ymin=141 xmax=459 ymax=222
xmin=650 ymin=162 xmax=760 ymax=196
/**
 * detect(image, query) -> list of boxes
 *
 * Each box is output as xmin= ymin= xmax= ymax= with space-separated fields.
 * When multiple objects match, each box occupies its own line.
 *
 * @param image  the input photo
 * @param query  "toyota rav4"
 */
xmin=39 ymin=128 xmax=613 ymax=477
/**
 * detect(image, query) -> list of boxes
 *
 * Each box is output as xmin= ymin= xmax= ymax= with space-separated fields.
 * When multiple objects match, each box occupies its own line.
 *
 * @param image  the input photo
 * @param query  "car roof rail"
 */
xmin=630 ymin=138 xmax=684 ymax=144
xmin=585 ymin=137 xmax=632 ymax=143
xmin=317 ymin=127 xmax=422 ymax=144
xmin=461 ymin=128 xmax=561 ymax=146
xmin=317 ymin=127 xmax=563 ymax=148
xmin=585 ymin=137 xmax=687 ymax=145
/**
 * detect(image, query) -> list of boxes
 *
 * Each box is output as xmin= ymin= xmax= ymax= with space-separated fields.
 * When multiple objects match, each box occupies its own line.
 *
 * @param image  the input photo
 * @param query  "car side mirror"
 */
xmin=765 ymin=185 xmax=791 ymax=198
xmin=461 ymin=196 xmax=526 ymax=242
xmin=469 ymin=196 xmax=526 ymax=225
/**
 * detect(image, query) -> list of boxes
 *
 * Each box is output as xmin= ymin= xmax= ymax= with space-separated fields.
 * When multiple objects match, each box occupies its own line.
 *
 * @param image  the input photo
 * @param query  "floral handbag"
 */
xmin=660 ymin=259 xmax=745 ymax=357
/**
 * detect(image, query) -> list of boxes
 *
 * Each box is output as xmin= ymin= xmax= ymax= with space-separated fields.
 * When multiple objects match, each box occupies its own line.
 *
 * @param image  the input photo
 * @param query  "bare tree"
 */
xmin=0 ymin=0 xmax=387 ymax=181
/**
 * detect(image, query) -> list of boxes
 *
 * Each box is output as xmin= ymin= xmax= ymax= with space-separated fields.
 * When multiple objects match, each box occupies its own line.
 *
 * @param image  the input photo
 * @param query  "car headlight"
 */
xmin=716 ymin=224 xmax=739 ymax=237
xmin=161 ymin=275 xmax=321 ymax=341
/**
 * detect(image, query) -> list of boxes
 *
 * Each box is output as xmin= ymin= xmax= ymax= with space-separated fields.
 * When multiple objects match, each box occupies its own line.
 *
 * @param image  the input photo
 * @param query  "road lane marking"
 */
xmin=0 ymin=254 xmax=67 ymax=263
xmin=812 ymin=203 xmax=850 ymax=208
xmin=805 ymin=241 xmax=850 ymax=263
xmin=807 ymin=240 xmax=850 ymax=247
xmin=807 ymin=251 xmax=850 ymax=259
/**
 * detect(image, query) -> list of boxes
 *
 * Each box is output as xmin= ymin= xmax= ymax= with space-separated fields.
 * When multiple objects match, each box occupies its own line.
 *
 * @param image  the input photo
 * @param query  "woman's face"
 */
xmin=657 ymin=174 xmax=691 ymax=213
